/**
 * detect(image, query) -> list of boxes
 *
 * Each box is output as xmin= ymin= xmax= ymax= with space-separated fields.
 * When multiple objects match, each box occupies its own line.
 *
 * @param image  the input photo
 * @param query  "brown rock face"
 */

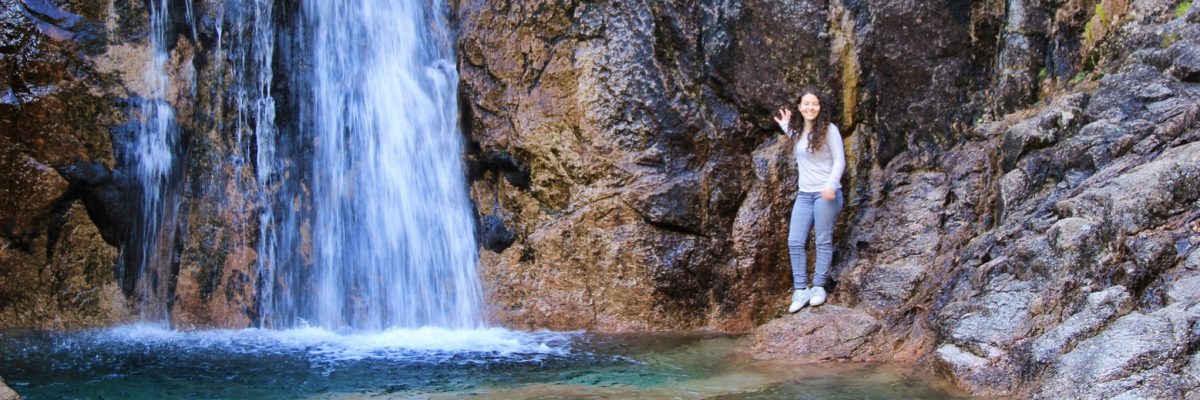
xmin=0 ymin=0 xmax=132 ymax=329
xmin=742 ymin=305 xmax=881 ymax=362
xmin=458 ymin=0 xmax=801 ymax=331
xmin=454 ymin=0 xmax=992 ymax=331
xmin=457 ymin=0 xmax=1200 ymax=397
xmin=2 ymin=0 xmax=1198 ymax=396
xmin=1 ymin=0 xmax=262 ymax=329
xmin=0 ymin=200 xmax=128 ymax=329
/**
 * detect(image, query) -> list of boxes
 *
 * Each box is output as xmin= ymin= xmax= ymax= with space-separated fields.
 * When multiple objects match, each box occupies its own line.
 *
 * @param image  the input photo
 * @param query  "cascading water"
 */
xmin=257 ymin=0 xmax=484 ymax=330
xmin=126 ymin=0 xmax=185 ymax=322
xmin=123 ymin=0 xmax=481 ymax=331
xmin=214 ymin=0 xmax=279 ymax=328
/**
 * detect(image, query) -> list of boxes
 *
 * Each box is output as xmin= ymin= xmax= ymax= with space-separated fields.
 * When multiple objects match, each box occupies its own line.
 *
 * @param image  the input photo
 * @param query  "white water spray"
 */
xmin=258 ymin=0 xmax=484 ymax=330
xmin=128 ymin=0 xmax=183 ymax=322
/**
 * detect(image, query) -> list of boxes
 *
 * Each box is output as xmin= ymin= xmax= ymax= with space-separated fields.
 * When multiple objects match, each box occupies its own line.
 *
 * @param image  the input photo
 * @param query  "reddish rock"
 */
xmin=741 ymin=305 xmax=881 ymax=362
xmin=0 ymin=201 xmax=128 ymax=329
xmin=0 ymin=137 xmax=68 ymax=237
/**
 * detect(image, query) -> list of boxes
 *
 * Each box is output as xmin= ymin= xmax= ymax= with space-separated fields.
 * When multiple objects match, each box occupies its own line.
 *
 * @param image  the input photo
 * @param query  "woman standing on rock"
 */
xmin=773 ymin=87 xmax=845 ymax=313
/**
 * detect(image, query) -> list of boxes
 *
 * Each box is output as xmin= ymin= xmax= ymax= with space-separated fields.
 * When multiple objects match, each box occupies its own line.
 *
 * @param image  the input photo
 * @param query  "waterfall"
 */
xmin=213 ymin=0 xmax=279 ymax=329
xmin=126 ymin=0 xmax=185 ymax=322
xmin=256 ymin=0 xmax=484 ymax=330
xmin=124 ymin=0 xmax=482 ymax=331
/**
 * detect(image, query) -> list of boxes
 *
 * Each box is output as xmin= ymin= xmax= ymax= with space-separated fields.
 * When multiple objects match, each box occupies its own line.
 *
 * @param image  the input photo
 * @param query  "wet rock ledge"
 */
xmin=0 ymin=375 xmax=18 ymax=400
xmin=0 ymin=374 xmax=16 ymax=398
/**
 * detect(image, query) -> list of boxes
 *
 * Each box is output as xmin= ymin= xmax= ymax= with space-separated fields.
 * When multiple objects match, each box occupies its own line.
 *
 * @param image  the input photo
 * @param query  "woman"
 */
xmin=773 ymin=87 xmax=845 ymax=313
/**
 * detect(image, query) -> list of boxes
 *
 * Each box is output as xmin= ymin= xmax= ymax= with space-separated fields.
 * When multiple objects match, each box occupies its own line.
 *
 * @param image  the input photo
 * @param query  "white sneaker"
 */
xmin=809 ymin=286 xmax=827 ymax=307
xmin=788 ymin=288 xmax=813 ymax=313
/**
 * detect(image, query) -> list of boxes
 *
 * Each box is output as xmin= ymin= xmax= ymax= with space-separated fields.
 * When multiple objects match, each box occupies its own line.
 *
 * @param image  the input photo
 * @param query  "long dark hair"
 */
xmin=788 ymin=87 xmax=831 ymax=153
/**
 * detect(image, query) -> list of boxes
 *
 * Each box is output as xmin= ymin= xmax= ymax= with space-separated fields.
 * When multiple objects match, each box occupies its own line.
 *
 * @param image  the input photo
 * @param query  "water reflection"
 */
xmin=0 ymin=326 xmax=967 ymax=399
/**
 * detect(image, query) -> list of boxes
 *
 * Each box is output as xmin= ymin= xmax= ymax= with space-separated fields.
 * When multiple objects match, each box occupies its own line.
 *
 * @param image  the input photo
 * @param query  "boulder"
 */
xmin=0 ymin=375 xmax=19 ymax=400
xmin=741 ymin=305 xmax=880 ymax=362
xmin=1033 ymin=305 xmax=1200 ymax=399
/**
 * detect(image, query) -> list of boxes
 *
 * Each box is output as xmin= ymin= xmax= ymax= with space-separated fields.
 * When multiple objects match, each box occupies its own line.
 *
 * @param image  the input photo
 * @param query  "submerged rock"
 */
xmin=0 ymin=375 xmax=19 ymax=400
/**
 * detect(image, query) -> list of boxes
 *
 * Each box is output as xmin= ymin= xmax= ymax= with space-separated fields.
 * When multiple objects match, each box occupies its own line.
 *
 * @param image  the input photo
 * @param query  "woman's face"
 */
xmin=798 ymin=93 xmax=821 ymax=122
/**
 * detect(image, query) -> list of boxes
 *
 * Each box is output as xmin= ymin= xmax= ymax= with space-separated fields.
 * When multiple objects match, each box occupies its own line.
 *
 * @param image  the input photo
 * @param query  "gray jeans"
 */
xmin=788 ymin=190 xmax=843 ymax=289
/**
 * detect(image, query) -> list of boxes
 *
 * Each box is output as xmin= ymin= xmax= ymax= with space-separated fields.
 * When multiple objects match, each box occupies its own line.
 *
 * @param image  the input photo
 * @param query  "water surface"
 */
xmin=0 ymin=325 xmax=967 ymax=399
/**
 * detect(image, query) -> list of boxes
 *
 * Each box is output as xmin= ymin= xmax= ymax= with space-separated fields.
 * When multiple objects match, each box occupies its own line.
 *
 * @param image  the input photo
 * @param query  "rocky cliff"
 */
xmin=1 ymin=0 xmax=1198 ymax=397
xmin=1 ymin=0 xmax=265 ymax=329
xmin=455 ymin=0 xmax=1200 ymax=396
xmin=1 ymin=0 xmax=134 ymax=329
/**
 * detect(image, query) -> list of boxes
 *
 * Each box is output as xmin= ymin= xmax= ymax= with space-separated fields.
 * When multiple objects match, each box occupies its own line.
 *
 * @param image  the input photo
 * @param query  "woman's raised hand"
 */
xmin=774 ymin=107 xmax=792 ymax=126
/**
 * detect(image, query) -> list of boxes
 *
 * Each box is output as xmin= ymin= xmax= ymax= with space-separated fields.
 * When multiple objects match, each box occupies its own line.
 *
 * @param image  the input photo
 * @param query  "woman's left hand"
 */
xmin=820 ymin=188 xmax=836 ymax=201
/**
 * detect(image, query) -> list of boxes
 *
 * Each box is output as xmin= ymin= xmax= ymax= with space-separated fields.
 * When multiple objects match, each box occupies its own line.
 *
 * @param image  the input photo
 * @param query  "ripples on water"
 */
xmin=0 ymin=324 xmax=968 ymax=399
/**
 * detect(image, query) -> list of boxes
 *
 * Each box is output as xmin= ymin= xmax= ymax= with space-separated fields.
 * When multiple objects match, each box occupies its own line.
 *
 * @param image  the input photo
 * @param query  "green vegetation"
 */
xmin=1038 ymin=68 xmax=1048 ymax=81
xmin=1085 ymin=4 xmax=1108 ymax=43
xmin=1163 ymin=32 xmax=1180 ymax=48
xmin=1177 ymin=1 xmax=1191 ymax=18
xmin=1072 ymin=72 xmax=1087 ymax=84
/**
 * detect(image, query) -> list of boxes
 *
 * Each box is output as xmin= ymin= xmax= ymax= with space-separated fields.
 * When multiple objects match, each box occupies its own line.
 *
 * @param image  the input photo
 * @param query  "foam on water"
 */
xmin=62 ymin=323 xmax=576 ymax=364
xmin=0 ymin=329 xmax=971 ymax=399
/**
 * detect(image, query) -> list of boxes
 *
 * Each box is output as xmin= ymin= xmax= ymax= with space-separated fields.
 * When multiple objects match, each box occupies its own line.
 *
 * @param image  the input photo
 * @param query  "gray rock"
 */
xmin=1129 ymin=0 xmax=1181 ymax=20
xmin=1002 ymin=109 xmax=1061 ymax=170
xmin=1099 ymin=365 xmax=1195 ymax=400
xmin=935 ymin=344 xmax=1016 ymax=396
xmin=1004 ymin=0 xmax=1051 ymax=34
xmin=999 ymin=168 xmax=1030 ymax=217
xmin=937 ymin=343 xmax=988 ymax=370
xmin=1188 ymin=247 xmax=1200 ymax=270
xmin=843 ymin=169 xmax=947 ymax=312
xmin=1047 ymin=217 xmax=1103 ymax=267
xmin=949 ymin=275 xmax=1034 ymax=346
xmin=1036 ymin=303 xmax=1200 ymax=399
xmin=1186 ymin=352 xmax=1200 ymax=388
xmin=855 ymin=260 xmax=926 ymax=310
xmin=1056 ymin=141 xmax=1200 ymax=235
xmin=1031 ymin=286 xmax=1131 ymax=363
xmin=993 ymin=33 xmax=1045 ymax=113
xmin=1168 ymin=40 xmax=1200 ymax=81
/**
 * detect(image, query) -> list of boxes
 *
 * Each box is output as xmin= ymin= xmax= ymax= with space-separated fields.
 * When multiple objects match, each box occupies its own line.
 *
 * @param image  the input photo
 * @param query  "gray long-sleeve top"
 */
xmin=779 ymin=121 xmax=846 ymax=192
